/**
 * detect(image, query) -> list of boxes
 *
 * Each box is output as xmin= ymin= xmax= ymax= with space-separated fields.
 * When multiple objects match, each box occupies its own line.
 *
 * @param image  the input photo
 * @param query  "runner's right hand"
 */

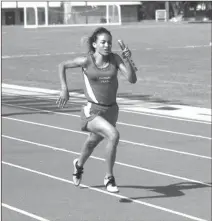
xmin=56 ymin=89 xmax=69 ymax=108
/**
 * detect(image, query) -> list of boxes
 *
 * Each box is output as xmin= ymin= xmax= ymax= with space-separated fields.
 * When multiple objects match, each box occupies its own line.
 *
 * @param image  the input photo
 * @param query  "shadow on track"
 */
xmin=81 ymin=182 xmax=212 ymax=202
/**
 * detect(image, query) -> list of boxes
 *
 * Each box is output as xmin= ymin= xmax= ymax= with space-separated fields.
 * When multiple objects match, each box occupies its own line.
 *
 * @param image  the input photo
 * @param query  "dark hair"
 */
xmin=87 ymin=27 xmax=112 ymax=53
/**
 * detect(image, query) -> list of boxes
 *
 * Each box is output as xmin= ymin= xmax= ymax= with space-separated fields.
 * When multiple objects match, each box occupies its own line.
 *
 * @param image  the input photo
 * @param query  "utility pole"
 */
xmin=165 ymin=1 xmax=169 ymax=21
xmin=85 ymin=1 xmax=88 ymax=24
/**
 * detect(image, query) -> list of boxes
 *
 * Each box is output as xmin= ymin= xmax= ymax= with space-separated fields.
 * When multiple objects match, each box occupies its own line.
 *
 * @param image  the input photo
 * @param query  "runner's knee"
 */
xmin=108 ymin=129 xmax=120 ymax=144
xmin=87 ymin=133 xmax=103 ymax=148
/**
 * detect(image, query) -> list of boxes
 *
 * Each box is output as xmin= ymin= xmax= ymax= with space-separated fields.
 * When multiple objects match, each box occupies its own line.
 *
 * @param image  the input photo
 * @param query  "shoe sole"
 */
xmin=73 ymin=159 xmax=81 ymax=186
xmin=106 ymin=187 xmax=119 ymax=193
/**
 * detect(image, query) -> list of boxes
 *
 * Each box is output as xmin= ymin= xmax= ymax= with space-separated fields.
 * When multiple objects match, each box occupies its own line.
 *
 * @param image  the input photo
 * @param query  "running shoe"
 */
xmin=104 ymin=175 xmax=119 ymax=193
xmin=73 ymin=159 xmax=83 ymax=186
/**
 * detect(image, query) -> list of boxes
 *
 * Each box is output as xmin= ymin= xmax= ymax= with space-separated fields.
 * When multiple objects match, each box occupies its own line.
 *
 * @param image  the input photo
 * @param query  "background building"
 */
xmin=1 ymin=1 xmax=141 ymax=26
xmin=2 ymin=1 xmax=211 ymax=26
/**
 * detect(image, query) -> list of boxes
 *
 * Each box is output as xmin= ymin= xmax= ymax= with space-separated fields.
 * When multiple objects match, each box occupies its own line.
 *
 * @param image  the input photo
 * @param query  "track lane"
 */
xmin=2 ymin=138 xmax=211 ymax=221
xmin=2 ymin=97 xmax=211 ymax=221
xmin=2 ymin=104 xmax=211 ymax=157
xmin=2 ymin=116 xmax=211 ymax=186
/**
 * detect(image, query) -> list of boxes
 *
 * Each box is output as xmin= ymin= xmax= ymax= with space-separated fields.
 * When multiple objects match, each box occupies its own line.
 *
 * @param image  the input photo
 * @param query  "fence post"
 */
xmin=165 ymin=1 xmax=169 ymax=21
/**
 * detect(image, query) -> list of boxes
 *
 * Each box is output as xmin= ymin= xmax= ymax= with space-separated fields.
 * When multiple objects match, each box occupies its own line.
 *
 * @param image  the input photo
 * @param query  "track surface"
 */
xmin=1 ymin=23 xmax=211 ymax=221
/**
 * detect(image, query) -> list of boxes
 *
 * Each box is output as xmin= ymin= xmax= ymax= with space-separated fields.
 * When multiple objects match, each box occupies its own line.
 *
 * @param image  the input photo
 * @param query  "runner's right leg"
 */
xmin=78 ymin=133 xmax=103 ymax=167
xmin=86 ymin=116 xmax=120 ymax=192
xmin=73 ymin=133 xmax=103 ymax=186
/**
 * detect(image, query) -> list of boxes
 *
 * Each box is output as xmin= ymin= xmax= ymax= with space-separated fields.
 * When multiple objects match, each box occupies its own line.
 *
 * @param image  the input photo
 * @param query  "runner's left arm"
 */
xmin=114 ymin=52 xmax=137 ymax=84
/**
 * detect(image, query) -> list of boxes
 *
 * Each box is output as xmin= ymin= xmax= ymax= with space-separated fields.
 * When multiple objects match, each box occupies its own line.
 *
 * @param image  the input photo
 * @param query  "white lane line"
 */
xmin=118 ymin=122 xmax=211 ymax=140
xmin=121 ymin=105 xmax=211 ymax=123
xmin=2 ymin=102 xmax=211 ymax=140
xmin=120 ymin=139 xmax=211 ymax=160
xmin=2 ymin=102 xmax=80 ymax=118
xmin=2 ymin=116 xmax=86 ymax=134
xmin=3 ymin=101 xmax=211 ymax=125
xmin=2 ymin=85 xmax=211 ymax=123
xmin=2 ymin=116 xmax=211 ymax=159
xmin=2 ymin=203 xmax=50 ymax=221
xmin=1 ymin=51 xmax=81 ymax=59
xmin=2 ymin=44 xmax=211 ymax=59
xmin=2 ymin=135 xmax=211 ymax=186
xmin=2 ymin=161 xmax=209 ymax=221
xmin=121 ymin=109 xmax=211 ymax=125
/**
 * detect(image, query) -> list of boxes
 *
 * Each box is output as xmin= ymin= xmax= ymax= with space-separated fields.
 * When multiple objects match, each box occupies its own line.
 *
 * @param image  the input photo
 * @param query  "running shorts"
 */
xmin=80 ymin=102 xmax=119 ymax=131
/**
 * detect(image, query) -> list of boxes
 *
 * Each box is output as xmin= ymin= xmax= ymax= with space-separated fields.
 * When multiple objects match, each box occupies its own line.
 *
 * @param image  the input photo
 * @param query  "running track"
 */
xmin=1 ymin=86 xmax=211 ymax=221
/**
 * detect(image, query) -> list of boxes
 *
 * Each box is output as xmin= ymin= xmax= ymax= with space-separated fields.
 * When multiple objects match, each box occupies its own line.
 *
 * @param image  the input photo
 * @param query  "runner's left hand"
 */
xmin=122 ymin=47 xmax=132 ymax=59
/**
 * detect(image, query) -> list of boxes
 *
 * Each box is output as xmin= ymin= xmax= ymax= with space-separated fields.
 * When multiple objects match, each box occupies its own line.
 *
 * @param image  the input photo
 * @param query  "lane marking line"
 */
xmin=120 ymin=109 xmax=211 ymax=124
xmin=2 ymin=161 xmax=209 ymax=221
xmin=2 ymin=203 xmax=51 ymax=221
xmin=2 ymin=83 xmax=211 ymax=123
xmin=2 ymin=97 xmax=211 ymax=125
xmin=2 ymin=44 xmax=211 ymax=59
xmin=118 ymin=121 xmax=211 ymax=140
xmin=3 ymin=100 xmax=211 ymax=125
xmin=2 ymin=135 xmax=211 ymax=185
xmin=2 ymin=116 xmax=211 ymax=159
xmin=3 ymin=116 xmax=211 ymax=158
xmin=2 ymin=103 xmax=211 ymax=140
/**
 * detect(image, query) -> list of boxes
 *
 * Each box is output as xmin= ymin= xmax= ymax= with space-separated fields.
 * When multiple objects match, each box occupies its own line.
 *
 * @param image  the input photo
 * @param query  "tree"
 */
xmin=169 ymin=1 xmax=185 ymax=17
xmin=169 ymin=1 xmax=204 ymax=18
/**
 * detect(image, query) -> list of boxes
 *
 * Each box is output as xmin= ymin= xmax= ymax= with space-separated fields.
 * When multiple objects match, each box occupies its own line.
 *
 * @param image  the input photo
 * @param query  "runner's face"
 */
xmin=93 ymin=33 xmax=112 ymax=56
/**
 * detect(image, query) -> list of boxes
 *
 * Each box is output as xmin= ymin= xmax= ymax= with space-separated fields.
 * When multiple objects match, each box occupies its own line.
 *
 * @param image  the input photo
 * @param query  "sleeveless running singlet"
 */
xmin=82 ymin=53 xmax=118 ymax=106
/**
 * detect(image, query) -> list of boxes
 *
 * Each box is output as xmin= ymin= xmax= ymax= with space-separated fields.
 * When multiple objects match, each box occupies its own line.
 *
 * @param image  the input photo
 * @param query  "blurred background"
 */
xmin=1 ymin=1 xmax=212 ymax=26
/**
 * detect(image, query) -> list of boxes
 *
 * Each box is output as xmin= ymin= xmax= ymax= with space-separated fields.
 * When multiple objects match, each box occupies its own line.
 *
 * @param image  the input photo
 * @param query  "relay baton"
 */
xmin=118 ymin=40 xmax=138 ymax=72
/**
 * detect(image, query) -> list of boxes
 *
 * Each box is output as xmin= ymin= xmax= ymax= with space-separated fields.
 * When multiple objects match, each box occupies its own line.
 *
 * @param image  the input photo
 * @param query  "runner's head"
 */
xmin=87 ymin=27 xmax=112 ymax=55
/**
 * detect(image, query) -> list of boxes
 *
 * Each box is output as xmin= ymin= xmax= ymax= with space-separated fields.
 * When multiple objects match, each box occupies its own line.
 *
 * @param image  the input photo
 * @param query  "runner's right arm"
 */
xmin=57 ymin=56 xmax=88 ymax=108
xmin=59 ymin=57 xmax=88 ymax=90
